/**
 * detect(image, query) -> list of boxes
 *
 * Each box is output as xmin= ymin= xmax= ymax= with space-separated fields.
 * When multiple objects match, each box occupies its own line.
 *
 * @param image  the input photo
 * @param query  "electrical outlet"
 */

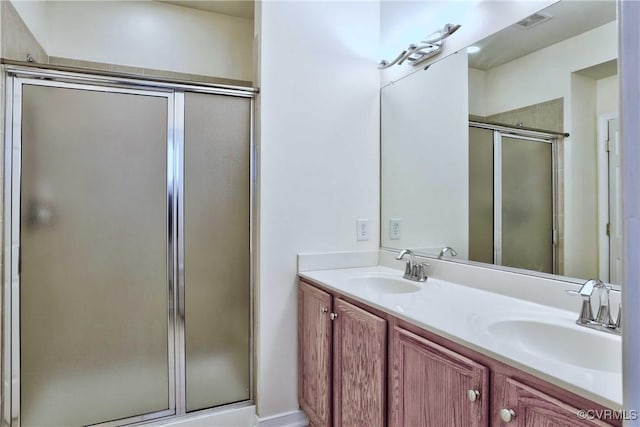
xmin=356 ymin=219 xmax=369 ymax=241
xmin=390 ymin=218 xmax=402 ymax=240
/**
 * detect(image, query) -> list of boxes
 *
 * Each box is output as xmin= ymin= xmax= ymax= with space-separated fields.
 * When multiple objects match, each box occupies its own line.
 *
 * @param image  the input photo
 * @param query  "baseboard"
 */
xmin=254 ymin=409 xmax=309 ymax=427
xmin=148 ymin=404 xmax=256 ymax=426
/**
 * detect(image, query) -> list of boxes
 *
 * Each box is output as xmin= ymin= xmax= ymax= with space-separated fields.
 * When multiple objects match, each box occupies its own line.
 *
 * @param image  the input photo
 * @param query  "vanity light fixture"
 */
xmin=378 ymin=23 xmax=461 ymax=69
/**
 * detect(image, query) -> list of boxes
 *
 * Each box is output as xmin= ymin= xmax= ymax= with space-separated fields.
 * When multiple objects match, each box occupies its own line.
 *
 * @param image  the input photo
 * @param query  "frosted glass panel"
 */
xmin=184 ymin=92 xmax=251 ymax=411
xmin=20 ymin=85 xmax=169 ymax=426
xmin=469 ymin=127 xmax=494 ymax=264
xmin=502 ymin=136 xmax=553 ymax=273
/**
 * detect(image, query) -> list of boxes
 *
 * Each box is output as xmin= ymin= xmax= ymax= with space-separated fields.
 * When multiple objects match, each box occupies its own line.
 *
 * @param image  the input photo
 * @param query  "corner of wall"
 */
xmin=255 ymin=0 xmax=381 ymax=419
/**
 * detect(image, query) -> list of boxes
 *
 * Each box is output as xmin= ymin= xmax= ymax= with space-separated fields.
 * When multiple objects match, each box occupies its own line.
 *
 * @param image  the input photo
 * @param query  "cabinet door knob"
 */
xmin=320 ymin=307 xmax=328 ymax=314
xmin=330 ymin=313 xmax=338 ymax=320
xmin=500 ymin=408 xmax=516 ymax=423
xmin=467 ymin=389 xmax=480 ymax=402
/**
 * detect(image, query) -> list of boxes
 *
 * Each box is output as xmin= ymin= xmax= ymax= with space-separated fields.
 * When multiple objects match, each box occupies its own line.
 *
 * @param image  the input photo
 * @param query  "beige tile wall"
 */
xmin=1 ymin=1 xmax=48 ymax=64
xmin=487 ymin=97 xmax=564 ymax=133
xmin=48 ymin=56 xmax=252 ymax=87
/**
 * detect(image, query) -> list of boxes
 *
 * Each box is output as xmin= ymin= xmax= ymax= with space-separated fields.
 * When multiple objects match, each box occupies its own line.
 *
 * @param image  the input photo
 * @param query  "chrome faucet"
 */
xmin=567 ymin=279 xmax=620 ymax=335
xmin=438 ymin=246 xmax=458 ymax=258
xmin=396 ymin=249 xmax=428 ymax=282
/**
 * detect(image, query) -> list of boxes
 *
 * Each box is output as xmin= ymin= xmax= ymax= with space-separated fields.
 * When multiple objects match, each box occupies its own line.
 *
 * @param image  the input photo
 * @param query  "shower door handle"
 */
xmin=26 ymin=200 xmax=54 ymax=228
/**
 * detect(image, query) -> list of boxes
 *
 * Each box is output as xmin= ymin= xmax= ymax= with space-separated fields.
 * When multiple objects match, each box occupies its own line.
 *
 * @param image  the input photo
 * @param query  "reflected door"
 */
xmin=501 ymin=136 xmax=553 ymax=273
xmin=468 ymin=127 xmax=494 ymax=264
xmin=468 ymin=127 xmax=555 ymax=273
xmin=20 ymin=84 xmax=171 ymax=426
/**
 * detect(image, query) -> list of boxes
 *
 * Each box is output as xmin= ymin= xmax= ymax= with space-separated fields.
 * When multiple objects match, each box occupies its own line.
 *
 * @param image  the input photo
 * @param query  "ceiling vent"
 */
xmin=515 ymin=13 xmax=552 ymax=29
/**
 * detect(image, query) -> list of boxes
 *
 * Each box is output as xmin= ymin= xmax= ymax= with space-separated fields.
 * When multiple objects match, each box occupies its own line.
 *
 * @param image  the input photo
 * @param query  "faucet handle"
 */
xmin=595 ymin=285 xmax=613 ymax=326
xmin=567 ymin=288 xmax=594 ymax=324
xmin=417 ymin=262 xmax=429 ymax=282
xmin=578 ymin=298 xmax=595 ymax=324
xmin=402 ymin=259 xmax=412 ymax=279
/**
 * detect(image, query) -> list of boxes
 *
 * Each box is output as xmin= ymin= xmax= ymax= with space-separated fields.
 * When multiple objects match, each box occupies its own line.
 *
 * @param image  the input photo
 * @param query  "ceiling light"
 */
xmin=467 ymin=46 xmax=481 ymax=54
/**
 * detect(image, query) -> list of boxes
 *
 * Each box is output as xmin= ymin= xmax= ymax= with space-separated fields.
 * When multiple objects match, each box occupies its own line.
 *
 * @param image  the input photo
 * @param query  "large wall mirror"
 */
xmin=381 ymin=0 xmax=619 ymax=284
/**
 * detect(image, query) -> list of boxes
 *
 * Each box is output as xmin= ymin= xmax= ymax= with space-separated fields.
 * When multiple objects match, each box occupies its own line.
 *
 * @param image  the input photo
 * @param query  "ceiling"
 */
xmin=157 ymin=1 xmax=254 ymax=19
xmin=468 ymin=0 xmax=616 ymax=70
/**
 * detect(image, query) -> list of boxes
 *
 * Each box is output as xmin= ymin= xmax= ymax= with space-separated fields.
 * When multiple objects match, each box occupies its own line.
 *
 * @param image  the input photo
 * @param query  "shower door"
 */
xmin=4 ymin=70 xmax=254 ymax=427
xmin=500 ymin=135 xmax=554 ymax=273
xmin=183 ymin=92 xmax=251 ymax=412
xmin=17 ymin=82 xmax=174 ymax=427
xmin=469 ymin=125 xmax=556 ymax=274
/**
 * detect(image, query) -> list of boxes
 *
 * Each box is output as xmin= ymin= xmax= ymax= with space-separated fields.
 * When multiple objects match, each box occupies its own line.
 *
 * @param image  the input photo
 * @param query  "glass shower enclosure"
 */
xmin=3 ymin=67 xmax=254 ymax=427
xmin=469 ymin=124 xmax=557 ymax=274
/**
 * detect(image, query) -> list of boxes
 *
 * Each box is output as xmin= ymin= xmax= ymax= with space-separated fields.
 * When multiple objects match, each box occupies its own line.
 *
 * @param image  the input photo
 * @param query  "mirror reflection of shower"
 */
xmin=468 ymin=123 xmax=560 ymax=275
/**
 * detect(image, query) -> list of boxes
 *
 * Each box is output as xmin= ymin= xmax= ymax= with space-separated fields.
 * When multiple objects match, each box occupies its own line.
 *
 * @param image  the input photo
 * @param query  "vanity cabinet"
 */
xmin=390 ymin=327 xmax=489 ymax=427
xmin=298 ymin=279 xmax=619 ymax=427
xmin=298 ymin=282 xmax=387 ymax=427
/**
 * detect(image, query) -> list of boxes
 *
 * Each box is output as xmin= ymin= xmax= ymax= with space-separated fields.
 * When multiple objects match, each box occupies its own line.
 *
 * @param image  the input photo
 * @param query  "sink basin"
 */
xmin=487 ymin=318 xmax=621 ymax=373
xmin=347 ymin=275 xmax=422 ymax=294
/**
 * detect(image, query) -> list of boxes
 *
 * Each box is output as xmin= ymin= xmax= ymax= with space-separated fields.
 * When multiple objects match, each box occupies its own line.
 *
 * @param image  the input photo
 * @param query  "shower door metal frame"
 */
xmin=470 ymin=122 xmax=559 ymax=274
xmin=2 ymin=66 xmax=256 ymax=427
xmin=3 ymin=75 xmax=177 ymax=427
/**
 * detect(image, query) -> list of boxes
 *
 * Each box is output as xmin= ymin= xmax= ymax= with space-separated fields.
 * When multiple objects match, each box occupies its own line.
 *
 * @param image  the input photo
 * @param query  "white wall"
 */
xmin=569 ymin=73 xmax=598 ymax=279
xmin=598 ymin=74 xmax=619 ymax=115
xmin=619 ymin=1 xmax=640 ymax=419
xmin=379 ymin=0 xmax=556 ymax=86
xmin=11 ymin=0 xmax=253 ymax=81
xmin=256 ymin=0 xmax=380 ymax=419
xmin=483 ymin=21 xmax=617 ymax=115
xmin=469 ymin=67 xmax=487 ymax=117
xmin=381 ymin=52 xmax=469 ymax=258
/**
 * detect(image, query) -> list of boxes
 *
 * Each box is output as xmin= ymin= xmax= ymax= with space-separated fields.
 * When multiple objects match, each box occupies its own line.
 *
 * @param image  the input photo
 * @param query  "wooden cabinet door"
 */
xmin=495 ymin=376 xmax=614 ymax=427
xmin=390 ymin=327 xmax=489 ymax=427
xmin=333 ymin=298 xmax=387 ymax=427
xmin=298 ymin=282 xmax=333 ymax=427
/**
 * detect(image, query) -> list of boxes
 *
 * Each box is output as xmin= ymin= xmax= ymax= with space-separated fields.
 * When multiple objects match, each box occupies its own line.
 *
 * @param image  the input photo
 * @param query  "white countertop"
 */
xmin=299 ymin=265 xmax=622 ymax=410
